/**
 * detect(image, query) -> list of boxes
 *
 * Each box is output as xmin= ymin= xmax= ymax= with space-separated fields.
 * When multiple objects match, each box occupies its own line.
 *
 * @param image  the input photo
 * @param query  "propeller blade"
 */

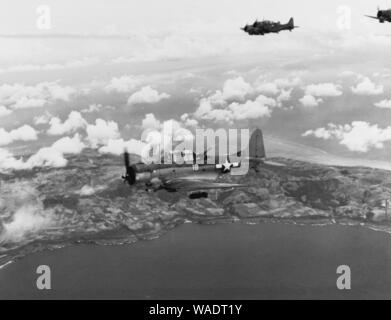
xmin=124 ymin=149 xmax=131 ymax=175
xmin=122 ymin=149 xmax=136 ymax=185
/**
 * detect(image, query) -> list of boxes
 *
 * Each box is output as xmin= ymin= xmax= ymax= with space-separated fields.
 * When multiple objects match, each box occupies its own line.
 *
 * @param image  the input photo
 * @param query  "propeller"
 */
xmin=124 ymin=149 xmax=130 ymax=171
xmin=122 ymin=149 xmax=136 ymax=185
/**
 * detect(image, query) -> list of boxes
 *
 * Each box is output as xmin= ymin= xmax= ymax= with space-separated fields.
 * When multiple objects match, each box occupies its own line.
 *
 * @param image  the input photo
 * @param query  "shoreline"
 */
xmin=1 ymin=215 xmax=390 ymax=272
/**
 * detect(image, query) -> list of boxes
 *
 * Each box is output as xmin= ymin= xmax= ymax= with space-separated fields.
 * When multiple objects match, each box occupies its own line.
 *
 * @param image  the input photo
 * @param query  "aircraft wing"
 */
xmin=215 ymin=161 xmax=241 ymax=169
xmin=365 ymin=15 xmax=379 ymax=20
xmin=161 ymin=177 xmax=247 ymax=192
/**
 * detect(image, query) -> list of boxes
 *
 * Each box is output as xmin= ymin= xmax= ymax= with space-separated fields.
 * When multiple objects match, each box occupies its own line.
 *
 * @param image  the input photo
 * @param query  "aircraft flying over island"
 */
xmin=241 ymin=17 xmax=298 ymax=35
xmin=365 ymin=7 xmax=391 ymax=23
xmin=122 ymin=128 xmax=284 ymax=199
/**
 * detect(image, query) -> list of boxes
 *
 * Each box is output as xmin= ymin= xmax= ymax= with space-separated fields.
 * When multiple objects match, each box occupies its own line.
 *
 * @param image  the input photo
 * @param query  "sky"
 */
xmin=1 ymin=0 xmax=391 ymax=171
xmin=0 ymin=0 xmax=388 ymax=34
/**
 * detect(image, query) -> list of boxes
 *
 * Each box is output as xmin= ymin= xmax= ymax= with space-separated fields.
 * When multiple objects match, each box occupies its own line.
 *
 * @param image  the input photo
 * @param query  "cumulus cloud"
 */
xmin=304 ymin=83 xmax=342 ymax=97
xmin=180 ymin=113 xmax=199 ymax=127
xmin=191 ymin=75 xmax=281 ymax=123
xmin=299 ymin=94 xmax=323 ymax=107
xmin=0 ymin=125 xmax=38 ymax=146
xmin=253 ymin=77 xmax=299 ymax=106
xmin=374 ymin=99 xmax=391 ymax=109
xmin=0 ymin=81 xmax=75 ymax=110
xmin=81 ymin=104 xmax=102 ymax=113
xmin=0 ymin=134 xmax=85 ymax=172
xmin=256 ymin=82 xmax=279 ymax=95
xmin=11 ymin=97 xmax=47 ymax=109
xmin=81 ymin=104 xmax=114 ymax=113
xmin=99 ymin=138 xmax=147 ymax=156
xmin=195 ymin=98 xmax=232 ymax=122
xmin=194 ymin=94 xmax=276 ymax=123
xmin=105 ymin=75 xmax=142 ymax=93
xmin=0 ymin=149 xmax=27 ymax=171
xmin=277 ymin=89 xmax=292 ymax=105
xmin=127 ymin=86 xmax=170 ymax=105
xmin=228 ymin=95 xmax=275 ymax=120
xmin=0 ymin=106 xmax=11 ymax=117
xmin=26 ymin=147 xmax=68 ymax=168
xmin=303 ymin=121 xmax=391 ymax=152
xmin=220 ymin=77 xmax=253 ymax=100
xmin=7 ymin=125 xmax=38 ymax=142
xmin=26 ymin=134 xmax=85 ymax=168
xmin=141 ymin=113 xmax=192 ymax=137
xmin=33 ymin=111 xmax=52 ymax=125
xmin=50 ymin=133 xmax=86 ymax=154
xmin=137 ymin=113 xmax=195 ymax=162
xmin=207 ymin=77 xmax=254 ymax=105
xmin=47 ymin=111 xmax=87 ymax=135
xmin=86 ymin=119 xmax=120 ymax=147
xmin=351 ymin=77 xmax=383 ymax=95
xmin=302 ymin=127 xmax=333 ymax=139
xmin=141 ymin=113 xmax=161 ymax=130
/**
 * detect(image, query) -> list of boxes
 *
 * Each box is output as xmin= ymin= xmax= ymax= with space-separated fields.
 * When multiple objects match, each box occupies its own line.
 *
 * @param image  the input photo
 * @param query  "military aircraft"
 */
xmin=365 ymin=7 xmax=391 ymax=23
xmin=121 ymin=128 xmax=275 ymax=199
xmin=241 ymin=17 xmax=298 ymax=35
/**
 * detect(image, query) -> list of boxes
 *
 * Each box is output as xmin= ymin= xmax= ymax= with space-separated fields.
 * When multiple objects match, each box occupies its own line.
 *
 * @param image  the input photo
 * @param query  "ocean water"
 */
xmin=0 ymin=222 xmax=390 ymax=299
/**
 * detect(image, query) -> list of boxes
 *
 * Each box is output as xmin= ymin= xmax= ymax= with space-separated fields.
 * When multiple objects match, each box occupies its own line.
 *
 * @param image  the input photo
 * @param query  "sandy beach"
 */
xmin=0 ymin=222 xmax=391 ymax=299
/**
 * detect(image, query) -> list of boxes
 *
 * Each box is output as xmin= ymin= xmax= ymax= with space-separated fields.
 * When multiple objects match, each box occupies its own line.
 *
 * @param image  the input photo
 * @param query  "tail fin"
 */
xmin=288 ymin=17 xmax=294 ymax=28
xmin=249 ymin=128 xmax=265 ymax=159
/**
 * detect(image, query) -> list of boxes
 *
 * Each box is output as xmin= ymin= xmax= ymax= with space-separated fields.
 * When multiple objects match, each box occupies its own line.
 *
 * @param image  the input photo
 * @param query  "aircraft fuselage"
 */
xmin=131 ymin=162 xmax=218 ymax=185
xmin=242 ymin=18 xmax=296 ymax=36
xmin=379 ymin=10 xmax=391 ymax=22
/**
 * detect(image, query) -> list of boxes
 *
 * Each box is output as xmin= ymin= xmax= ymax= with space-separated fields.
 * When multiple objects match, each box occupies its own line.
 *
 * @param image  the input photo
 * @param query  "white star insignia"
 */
xmin=221 ymin=159 xmax=233 ymax=173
